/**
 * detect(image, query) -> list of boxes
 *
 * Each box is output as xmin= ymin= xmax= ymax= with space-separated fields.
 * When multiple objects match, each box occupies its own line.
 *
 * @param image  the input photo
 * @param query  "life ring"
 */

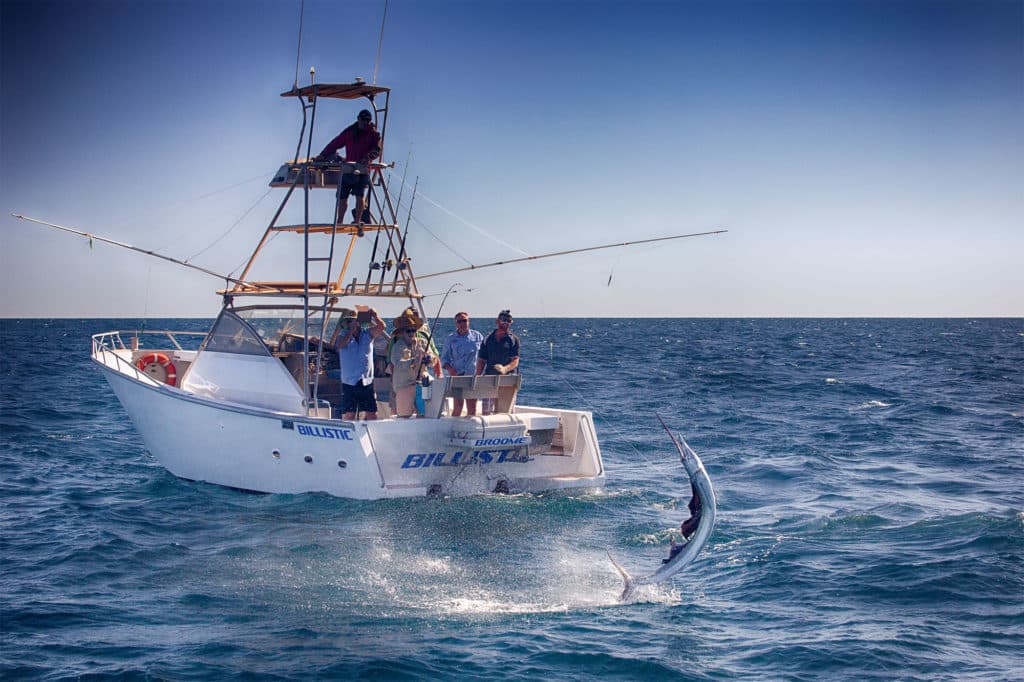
xmin=135 ymin=352 xmax=177 ymax=386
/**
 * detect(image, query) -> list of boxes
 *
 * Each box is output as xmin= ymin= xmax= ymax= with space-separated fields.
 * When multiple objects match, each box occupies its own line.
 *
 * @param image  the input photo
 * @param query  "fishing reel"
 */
xmin=368 ymin=258 xmax=409 ymax=272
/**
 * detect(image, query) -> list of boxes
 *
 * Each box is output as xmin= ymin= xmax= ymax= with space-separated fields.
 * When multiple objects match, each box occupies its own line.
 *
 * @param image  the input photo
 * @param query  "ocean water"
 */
xmin=1 ymin=317 xmax=1021 ymax=680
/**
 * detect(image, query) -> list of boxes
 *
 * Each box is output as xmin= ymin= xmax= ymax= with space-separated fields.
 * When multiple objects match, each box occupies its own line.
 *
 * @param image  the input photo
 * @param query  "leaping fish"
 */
xmin=610 ymin=415 xmax=718 ymax=601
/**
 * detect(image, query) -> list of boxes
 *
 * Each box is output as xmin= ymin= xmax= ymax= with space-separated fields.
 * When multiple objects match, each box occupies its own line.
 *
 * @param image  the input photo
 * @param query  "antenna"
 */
xmin=373 ymin=0 xmax=389 ymax=85
xmin=293 ymin=0 xmax=305 ymax=89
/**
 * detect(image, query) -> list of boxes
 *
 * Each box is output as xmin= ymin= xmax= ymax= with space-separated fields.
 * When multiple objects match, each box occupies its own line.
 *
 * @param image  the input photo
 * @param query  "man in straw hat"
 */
xmin=390 ymin=319 xmax=434 ymax=418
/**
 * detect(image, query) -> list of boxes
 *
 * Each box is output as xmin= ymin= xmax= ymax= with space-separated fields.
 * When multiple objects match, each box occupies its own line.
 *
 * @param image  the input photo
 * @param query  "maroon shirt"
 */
xmin=318 ymin=123 xmax=381 ymax=163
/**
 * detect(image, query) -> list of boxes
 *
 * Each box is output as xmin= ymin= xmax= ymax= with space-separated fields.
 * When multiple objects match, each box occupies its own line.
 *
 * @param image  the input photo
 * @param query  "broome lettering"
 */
xmin=473 ymin=437 xmax=529 ymax=447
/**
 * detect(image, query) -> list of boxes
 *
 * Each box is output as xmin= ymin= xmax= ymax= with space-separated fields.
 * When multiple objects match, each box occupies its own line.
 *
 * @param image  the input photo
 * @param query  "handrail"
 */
xmin=91 ymin=330 xmax=207 ymax=386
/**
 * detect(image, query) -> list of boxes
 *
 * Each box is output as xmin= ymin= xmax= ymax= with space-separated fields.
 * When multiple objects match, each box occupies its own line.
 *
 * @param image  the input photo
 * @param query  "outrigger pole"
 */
xmin=15 ymin=213 xmax=727 ymax=293
xmin=415 ymin=229 xmax=728 ymax=280
xmin=11 ymin=214 xmax=271 ymax=291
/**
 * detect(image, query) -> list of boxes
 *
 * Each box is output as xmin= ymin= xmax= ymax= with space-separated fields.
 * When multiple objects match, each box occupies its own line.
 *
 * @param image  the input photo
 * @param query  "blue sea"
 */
xmin=1 ymin=318 xmax=1022 ymax=680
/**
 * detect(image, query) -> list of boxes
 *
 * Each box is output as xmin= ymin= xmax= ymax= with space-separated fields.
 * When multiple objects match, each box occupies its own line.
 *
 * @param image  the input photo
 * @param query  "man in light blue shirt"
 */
xmin=441 ymin=312 xmax=484 ymax=416
xmin=334 ymin=307 xmax=385 ymax=420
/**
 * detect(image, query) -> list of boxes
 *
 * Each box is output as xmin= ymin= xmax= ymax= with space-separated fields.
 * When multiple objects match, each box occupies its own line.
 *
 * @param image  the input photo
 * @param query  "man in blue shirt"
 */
xmin=441 ymin=312 xmax=484 ymax=416
xmin=334 ymin=307 xmax=385 ymax=420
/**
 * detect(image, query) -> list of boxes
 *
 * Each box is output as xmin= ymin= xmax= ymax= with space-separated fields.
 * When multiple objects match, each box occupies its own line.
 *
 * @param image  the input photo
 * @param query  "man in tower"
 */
xmin=315 ymin=108 xmax=381 ymax=232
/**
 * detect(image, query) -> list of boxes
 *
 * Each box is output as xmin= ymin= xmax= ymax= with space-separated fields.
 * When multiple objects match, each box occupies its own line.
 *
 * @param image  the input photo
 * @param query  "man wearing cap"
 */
xmin=476 ymin=310 xmax=520 ymax=414
xmin=332 ymin=307 xmax=385 ymax=420
xmin=314 ymin=109 xmax=381 ymax=232
xmin=441 ymin=312 xmax=484 ymax=416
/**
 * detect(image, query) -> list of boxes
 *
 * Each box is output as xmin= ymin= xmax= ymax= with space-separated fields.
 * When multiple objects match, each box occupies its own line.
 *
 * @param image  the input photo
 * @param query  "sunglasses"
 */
xmin=498 ymin=317 xmax=512 ymax=323
xmin=402 ymin=329 xmax=417 ymax=334
xmin=455 ymin=318 xmax=469 ymax=323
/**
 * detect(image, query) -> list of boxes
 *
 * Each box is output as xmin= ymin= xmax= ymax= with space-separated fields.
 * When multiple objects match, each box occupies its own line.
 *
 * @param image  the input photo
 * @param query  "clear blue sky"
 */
xmin=2 ymin=0 xmax=1021 ymax=317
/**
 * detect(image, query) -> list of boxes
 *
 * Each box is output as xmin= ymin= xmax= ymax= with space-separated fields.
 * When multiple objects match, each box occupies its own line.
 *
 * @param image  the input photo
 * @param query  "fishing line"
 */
xmin=399 ymin=178 xmax=530 ymax=257
xmin=189 ymin=173 xmax=274 ymax=203
xmin=228 ymin=231 xmax=282 ymax=280
xmin=421 ymin=286 xmax=475 ymax=298
xmin=132 ymin=173 xmax=274 ymax=255
xmin=409 ymin=213 xmax=475 ymax=267
xmin=186 ymin=187 xmax=273 ymax=262
xmin=532 ymin=348 xmax=664 ymax=469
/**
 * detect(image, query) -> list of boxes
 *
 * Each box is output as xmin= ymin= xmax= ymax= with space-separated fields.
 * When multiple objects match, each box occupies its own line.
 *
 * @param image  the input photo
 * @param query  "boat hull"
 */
xmin=95 ymin=357 xmax=605 ymax=499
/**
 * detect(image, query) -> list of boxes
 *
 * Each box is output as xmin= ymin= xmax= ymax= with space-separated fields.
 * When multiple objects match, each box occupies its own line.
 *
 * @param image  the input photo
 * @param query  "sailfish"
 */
xmin=609 ymin=416 xmax=718 ymax=601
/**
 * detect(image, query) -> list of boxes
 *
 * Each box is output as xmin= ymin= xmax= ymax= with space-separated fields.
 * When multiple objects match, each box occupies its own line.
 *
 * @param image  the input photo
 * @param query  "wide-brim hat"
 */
xmin=393 ymin=306 xmax=422 ymax=331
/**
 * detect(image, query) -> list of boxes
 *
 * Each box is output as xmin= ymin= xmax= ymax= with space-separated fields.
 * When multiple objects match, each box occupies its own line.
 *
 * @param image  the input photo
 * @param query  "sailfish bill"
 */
xmin=611 ymin=419 xmax=717 ymax=602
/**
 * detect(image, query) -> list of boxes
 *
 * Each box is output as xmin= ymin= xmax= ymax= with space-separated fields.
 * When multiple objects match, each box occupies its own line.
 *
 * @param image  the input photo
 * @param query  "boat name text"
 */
xmin=295 ymin=424 xmax=354 ymax=441
xmin=401 ymin=450 xmax=532 ymax=469
xmin=473 ymin=437 xmax=529 ymax=446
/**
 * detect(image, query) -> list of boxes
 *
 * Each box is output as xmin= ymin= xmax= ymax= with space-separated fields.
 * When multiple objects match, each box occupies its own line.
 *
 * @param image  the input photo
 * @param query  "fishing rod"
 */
xmin=413 ymin=281 xmax=461 ymax=382
xmin=367 ymin=149 xmax=412 ymax=285
xmin=415 ymin=229 xmax=728 ymax=280
xmin=394 ymin=147 xmax=413 ymax=212
xmin=11 ymin=213 xmax=275 ymax=291
xmin=392 ymin=175 xmax=419 ymax=287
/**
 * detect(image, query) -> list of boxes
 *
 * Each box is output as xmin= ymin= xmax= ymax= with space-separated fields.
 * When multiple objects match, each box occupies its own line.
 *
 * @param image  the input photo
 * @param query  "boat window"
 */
xmin=232 ymin=308 xmax=338 ymax=349
xmin=202 ymin=310 xmax=273 ymax=356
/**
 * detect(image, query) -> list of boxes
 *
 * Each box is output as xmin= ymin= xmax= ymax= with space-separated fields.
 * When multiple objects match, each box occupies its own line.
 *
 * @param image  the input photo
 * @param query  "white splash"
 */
xmin=853 ymin=400 xmax=892 ymax=410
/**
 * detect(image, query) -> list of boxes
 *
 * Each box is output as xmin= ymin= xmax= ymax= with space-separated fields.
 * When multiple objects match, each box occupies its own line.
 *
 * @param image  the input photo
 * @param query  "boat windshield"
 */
xmin=233 ymin=307 xmax=339 ymax=352
xmin=203 ymin=310 xmax=273 ymax=356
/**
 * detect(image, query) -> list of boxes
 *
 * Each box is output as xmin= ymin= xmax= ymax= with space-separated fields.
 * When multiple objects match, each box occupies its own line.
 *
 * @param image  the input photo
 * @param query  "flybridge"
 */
xmin=225 ymin=79 xmax=417 ymax=307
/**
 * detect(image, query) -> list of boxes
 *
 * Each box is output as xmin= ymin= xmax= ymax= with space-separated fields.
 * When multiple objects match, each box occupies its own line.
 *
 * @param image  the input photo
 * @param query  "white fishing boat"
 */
xmin=87 ymin=80 xmax=606 ymax=499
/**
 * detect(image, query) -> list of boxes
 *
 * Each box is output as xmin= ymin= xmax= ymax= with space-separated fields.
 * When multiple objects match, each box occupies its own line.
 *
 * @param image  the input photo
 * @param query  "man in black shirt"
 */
xmin=476 ymin=309 xmax=520 ymax=414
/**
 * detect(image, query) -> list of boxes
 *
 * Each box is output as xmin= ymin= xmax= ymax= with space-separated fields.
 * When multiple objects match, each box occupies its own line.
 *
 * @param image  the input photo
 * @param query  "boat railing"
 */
xmin=269 ymin=159 xmax=392 ymax=193
xmin=91 ymin=330 xmax=208 ymax=382
xmin=422 ymin=374 xmax=522 ymax=418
